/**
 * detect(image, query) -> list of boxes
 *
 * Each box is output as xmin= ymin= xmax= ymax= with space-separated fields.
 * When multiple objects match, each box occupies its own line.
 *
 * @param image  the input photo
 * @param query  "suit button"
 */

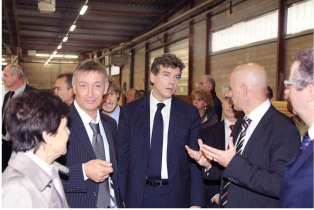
xmin=93 ymin=192 xmax=97 ymax=196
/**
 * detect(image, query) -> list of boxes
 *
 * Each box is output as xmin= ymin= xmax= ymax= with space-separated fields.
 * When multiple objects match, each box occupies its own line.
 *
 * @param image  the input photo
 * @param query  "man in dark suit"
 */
xmin=2 ymin=64 xmax=36 ymax=172
xmin=59 ymin=60 xmax=122 ymax=208
xmin=280 ymin=49 xmax=313 ymax=208
xmin=118 ymin=54 xmax=204 ymax=207
xmin=188 ymin=63 xmax=300 ymax=207
xmin=198 ymin=75 xmax=222 ymax=121
xmin=192 ymin=85 xmax=244 ymax=207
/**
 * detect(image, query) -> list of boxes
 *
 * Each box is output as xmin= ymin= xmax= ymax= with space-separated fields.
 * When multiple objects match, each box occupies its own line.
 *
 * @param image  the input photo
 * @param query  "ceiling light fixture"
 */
xmin=2 ymin=58 xmax=5 ymax=61
xmin=2 ymin=62 xmax=8 ymax=65
xmin=70 ymin=25 xmax=76 ymax=32
xmin=80 ymin=5 xmax=88 ymax=15
xmin=45 ymin=0 xmax=88 ymax=64
xmin=36 ymin=53 xmax=49 ymax=57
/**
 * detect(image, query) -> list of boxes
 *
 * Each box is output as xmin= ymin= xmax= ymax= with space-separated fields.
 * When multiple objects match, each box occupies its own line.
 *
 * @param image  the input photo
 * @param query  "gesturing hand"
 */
xmin=201 ymin=137 xmax=236 ymax=168
xmin=185 ymin=139 xmax=212 ymax=169
xmin=84 ymin=159 xmax=113 ymax=183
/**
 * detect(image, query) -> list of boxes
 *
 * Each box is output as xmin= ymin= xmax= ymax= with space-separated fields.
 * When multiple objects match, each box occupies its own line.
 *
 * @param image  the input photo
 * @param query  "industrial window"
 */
xmin=211 ymin=10 xmax=278 ymax=52
xmin=166 ymin=39 xmax=189 ymax=95
xmin=287 ymin=0 xmax=314 ymax=35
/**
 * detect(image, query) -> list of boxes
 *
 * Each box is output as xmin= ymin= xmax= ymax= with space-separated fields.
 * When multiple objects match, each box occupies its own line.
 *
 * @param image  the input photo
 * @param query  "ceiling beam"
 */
xmin=2 ymin=0 xmax=14 ymax=55
xmin=12 ymin=0 xmax=22 ymax=57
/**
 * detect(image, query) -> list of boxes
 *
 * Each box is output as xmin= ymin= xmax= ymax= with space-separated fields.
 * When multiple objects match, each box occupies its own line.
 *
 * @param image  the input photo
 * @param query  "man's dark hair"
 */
xmin=57 ymin=73 xmax=73 ymax=89
xmin=139 ymin=89 xmax=147 ymax=97
xmin=266 ymin=86 xmax=273 ymax=100
xmin=108 ymin=76 xmax=122 ymax=100
xmin=5 ymin=90 xmax=69 ymax=153
xmin=151 ymin=53 xmax=185 ymax=75
xmin=129 ymin=88 xmax=141 ymax=99
xmin=73 ymin=59 xmax=108 ymax=85
xmin=293 ymin=49 xmax=314 ymax=87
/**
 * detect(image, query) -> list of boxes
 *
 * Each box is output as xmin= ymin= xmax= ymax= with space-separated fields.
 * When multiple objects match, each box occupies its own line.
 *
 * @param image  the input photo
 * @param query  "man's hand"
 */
xmin=212 ymin=194 xmax=220 ymax=204
xmin=190 ymin=206 xmax=201 ymax=208
xmin=84 ymin=159 xmax=113 ymax=183
xmin=201 ymin=137 xmax=236 ymax=168
xmin=185 ymin=139 xmax=212 ymax=169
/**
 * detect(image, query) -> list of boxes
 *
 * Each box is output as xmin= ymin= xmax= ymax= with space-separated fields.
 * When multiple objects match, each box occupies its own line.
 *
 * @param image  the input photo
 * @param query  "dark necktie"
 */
xmin=147 ymin=103 xmax=165 ymax=180
xmin=300 ymin=132 xmax=312 ymax=154
xmin=9 ymin=91 xmax=15 ymax=99
xmin=221 ymin=116 xmax=252 ymax=207
xmin=229 ymin=124 xmax=235 ymax=137
xmin=89 ymin=122 xmax=110 ymax=208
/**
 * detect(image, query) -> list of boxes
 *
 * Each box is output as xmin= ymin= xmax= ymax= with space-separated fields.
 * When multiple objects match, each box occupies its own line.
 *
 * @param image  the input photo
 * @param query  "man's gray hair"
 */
xmin=8 ymin=64 xmax=24 ymax=79
xmin=221 ymin=85 xmax=230 ymax=96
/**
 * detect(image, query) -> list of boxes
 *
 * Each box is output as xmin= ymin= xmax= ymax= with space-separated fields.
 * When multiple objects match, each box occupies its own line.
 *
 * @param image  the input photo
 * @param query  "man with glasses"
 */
xmin=280 ymin=49 xmax=314 ymax=208
xmin=186 ymin=63 xmax=300 ymax=207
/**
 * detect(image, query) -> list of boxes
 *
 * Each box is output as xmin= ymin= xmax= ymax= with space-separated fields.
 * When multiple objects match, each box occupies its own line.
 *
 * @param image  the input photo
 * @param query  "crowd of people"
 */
xmin=2 ymin=49 xmax=313 ymax=208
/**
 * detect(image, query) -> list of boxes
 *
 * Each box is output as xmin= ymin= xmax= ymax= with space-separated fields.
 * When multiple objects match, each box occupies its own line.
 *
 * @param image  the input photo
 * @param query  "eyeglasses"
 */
xmin=223 ymin=96 xmax=231 ymax=101
xmin=284 ymin=80 xmax=310 ymax=89
xmin=284 ymin=80 xmax=298 ymax=88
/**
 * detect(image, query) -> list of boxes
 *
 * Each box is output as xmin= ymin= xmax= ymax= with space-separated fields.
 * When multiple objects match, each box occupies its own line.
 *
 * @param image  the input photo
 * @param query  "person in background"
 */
xmin=101 ymin=76 xmax=122 ymax=125
xmin=187 ymin=63 xmax=300 ymax=207
xmin=2 ymin=64 xmax=36 ymax=172
xmin=280 ymin=48 xmax=314 ymax=208
xmin=197 ymin=75 xmax=222 ymax=121
xmin=59 ymin=60 xmax=122 ymax=208
xmin=139 ymin=89 xmax=147 ymax=98
xmin=191 ymin=88 xmax=218 ymax=131
xmin=2 ymin=90 xmax=69 ymax=208
xmin=54 ymin=73 xmax=74 ymax=106
xmin=118 ymin=53 xmax=203 ymax=207
xmin=126 ymin=88 xmax=141 ymax=103
xmin=266 ymin=86 xmax=274 ymax=102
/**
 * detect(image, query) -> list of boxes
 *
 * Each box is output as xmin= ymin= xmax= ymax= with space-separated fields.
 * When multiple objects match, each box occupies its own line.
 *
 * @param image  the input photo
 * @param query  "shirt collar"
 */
xmin=247 ymin=99 xmax=271 ymax=123
xmin=308 ymin=123 xmax=314 ymax=140
xmin=24 ymin=151 xmax=53 ymax=177
xmin=13 ymin=84 xmax=26 ymax=97
xmin=149 ymin=90 xmax=172 ymax=108
xmin=224 ymin=118 xmax=233 ymax=127
xmin=74 ymin=100 xmax=100 ymax=127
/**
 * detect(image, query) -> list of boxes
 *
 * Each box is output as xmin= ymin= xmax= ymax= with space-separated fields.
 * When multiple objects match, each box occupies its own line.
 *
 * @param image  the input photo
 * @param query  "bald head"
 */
xmin=229 ymin=63 xmax=268 ymax=114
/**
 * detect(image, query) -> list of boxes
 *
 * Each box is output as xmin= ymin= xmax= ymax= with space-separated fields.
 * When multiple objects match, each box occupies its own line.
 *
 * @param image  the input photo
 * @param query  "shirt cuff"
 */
xmin=82 ymin=163 xmax=88 ymax=180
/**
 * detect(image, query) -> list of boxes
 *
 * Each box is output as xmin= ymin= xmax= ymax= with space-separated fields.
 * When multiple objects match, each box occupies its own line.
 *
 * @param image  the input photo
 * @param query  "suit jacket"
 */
xmin=200 ymin=109 xmax=218 ymax=132
xmin=213 ymin=95 xmax=222 ymax=121
xmin=280 ymin=141 xmax=313 ymax=208
xmin=2 ymin=84 xmax=36 ymax=172
xmin=200 ymin=121 xmax=225 ymax=207
xmin=59 ymin=104 xmax=122 ymax=208
xmin=220 ymin=105 xmax=300 ymax=207
xmin=118 ymin=94 xmax=204 ymax=207
xmin=2 ymin=152 xmax=69 ymax=208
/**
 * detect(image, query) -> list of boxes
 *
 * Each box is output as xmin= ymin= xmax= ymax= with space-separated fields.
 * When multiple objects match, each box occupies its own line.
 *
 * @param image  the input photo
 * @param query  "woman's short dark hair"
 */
xmin=5 ymin=90 xmax=69 ymax=153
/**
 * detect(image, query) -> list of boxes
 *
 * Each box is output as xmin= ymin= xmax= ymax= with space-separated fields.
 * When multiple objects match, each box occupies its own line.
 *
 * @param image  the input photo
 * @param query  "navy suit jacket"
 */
xmin=280 ymin=141 xmax=313 ymax=208
xmin=220 ymin=105 xmax=300 ymax=208
xmin=59 ymin=104 xmax=122 ymax=208
xmin=118 ymin=94 xmax=204 ymax=207
xmin=200 ymin=121 xmax=225 ymax=207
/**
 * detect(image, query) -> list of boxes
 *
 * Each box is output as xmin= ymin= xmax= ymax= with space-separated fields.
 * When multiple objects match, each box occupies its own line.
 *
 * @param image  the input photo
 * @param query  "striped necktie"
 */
xmin=220 ymin=116 xmax=252 ymax=207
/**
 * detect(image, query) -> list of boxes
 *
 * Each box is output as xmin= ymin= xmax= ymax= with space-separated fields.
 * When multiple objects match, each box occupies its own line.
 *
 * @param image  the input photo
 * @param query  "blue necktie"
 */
xmin=300 ymin=132 xmax=312 ymax=154
xmin=147 ymin=103 xmax=165 ymax=180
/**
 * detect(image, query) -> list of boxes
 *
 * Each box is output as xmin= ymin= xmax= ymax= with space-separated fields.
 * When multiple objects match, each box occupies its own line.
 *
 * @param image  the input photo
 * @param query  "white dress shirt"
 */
xmin=235 ymin=99 xmax=271 ymax=154
xmin=149 ymin=91 xmax=171 ymax=179
xmin=308 ymin=123 xmax=314 ymax=140
xmin=74 ymin=101 xmax=116 ymax=207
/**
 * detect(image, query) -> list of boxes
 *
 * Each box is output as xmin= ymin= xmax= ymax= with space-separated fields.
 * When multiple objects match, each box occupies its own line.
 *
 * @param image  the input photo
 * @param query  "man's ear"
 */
xmin=150 ymin=72 xmax=155 ymax=85
xmin=240 ymin=84 xmax=247 ymax=97
xmin=305 ymin=84 xmax=314 ymax=103
xmin=72 ymin=82 xmax=77 ymax=94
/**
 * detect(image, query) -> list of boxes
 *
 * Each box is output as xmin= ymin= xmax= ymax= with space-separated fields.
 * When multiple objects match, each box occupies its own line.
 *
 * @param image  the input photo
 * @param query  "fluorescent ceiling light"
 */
xmin=53 ymin=51 xmax=57 ymax=55
xmin=2 ymin=58 xmax=5 ymax=61
xmin=57 ymin=45 xmax=62 ymax=49
xmin=50 ymin=55 xmax=54 ymax=59
xmin=63 ymin=37 xmax=68 ymax=42
xmin=36 ymin=53 xmax=49 ymax=57
xmin=80 ymin=5 xmax=88 ymax=15
xmin=64 ymin=55 xmax=78 ymax=58
xmin=70 ymin=25 xmax=76 ymax=32
xmin=54 ymin=55 xmax=64 ymax=58
xmin=2 ymin=62 xmax=8 ymax=65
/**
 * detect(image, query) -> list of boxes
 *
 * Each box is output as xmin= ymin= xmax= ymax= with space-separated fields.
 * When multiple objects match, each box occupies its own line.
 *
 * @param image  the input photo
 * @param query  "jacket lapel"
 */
xmin=139 ymin=95 xmax=151 ymax=156
xmin=70 ymin=104 xmax=96 ymax=159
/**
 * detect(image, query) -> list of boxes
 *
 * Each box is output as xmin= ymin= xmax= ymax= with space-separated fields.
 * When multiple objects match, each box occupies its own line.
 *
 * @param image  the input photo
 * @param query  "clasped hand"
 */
xmin=84 ymin=159 xmax=113 ymax=183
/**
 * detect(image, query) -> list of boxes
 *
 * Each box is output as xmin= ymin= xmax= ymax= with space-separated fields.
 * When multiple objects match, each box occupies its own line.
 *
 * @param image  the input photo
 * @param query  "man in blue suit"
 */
xmin=59 ymin=60 xmax=122 ymax=208
xmin=280 ymin=49 xmax=314 ymax=208
xmin=118 ymin=54 xmax=204 ymax=207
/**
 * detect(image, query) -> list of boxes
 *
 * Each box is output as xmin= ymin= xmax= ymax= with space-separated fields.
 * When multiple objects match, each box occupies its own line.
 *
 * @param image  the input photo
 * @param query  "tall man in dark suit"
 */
xmin=59 ymin=60 xmax=122 ymax=208
xmin=189 ymin=63 xmax=300 ymax=207
xmin=2 ymin=64 xmax=36 ymax=172
xmin=118 ymin=54 xmax=204 ymax=207
xmin=280 ymin=49 xmax=313 ymax=208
